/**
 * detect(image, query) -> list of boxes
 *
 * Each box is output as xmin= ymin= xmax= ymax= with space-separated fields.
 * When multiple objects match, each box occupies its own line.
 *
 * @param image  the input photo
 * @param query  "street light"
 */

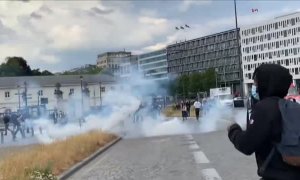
xmin=215 ymin=68 xmax=218 ymax=88
xmin=234 ymin=0 xmax=244 ymax=97
xmin=80 ymin=76 xmax=83 ymax=127
xmin=24 ymin=81 xmax=28 ymax=113
xmin=99 ymin=82 xmax=102 ymax=107
xmin=17 ymin=85 xmax=21 ymax=110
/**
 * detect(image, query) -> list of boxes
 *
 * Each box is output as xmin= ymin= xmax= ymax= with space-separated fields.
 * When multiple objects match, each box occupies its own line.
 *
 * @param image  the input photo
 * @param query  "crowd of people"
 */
xmin=2 ymin=110 xmax=30 ymax=141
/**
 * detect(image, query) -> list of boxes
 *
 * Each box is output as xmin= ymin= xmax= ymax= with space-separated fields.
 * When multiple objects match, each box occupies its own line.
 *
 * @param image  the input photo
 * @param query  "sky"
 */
xmin=1 ymin=0 xmax=300 ymax=72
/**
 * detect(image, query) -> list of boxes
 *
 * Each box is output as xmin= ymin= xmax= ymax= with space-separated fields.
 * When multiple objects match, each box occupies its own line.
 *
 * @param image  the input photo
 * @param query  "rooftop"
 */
xmin=0 ymin=74 xmax=116 ymax=89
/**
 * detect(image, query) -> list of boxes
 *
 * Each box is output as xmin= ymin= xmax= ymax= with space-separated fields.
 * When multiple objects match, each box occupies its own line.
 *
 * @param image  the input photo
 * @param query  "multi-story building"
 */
xmin=97 ymin=51 xmax=132 ymax=76
xmin=167 ymin=29 xmax=241 ymax=93
xmin=120 ymin=55 xmax=138 ymax=78
xmin=241 ymin=12 xmax=300 ymax=95
xmin=0 ymin=74 xmax=116 ymax=116
xmin=138 ymin=49 xmax=168 ymax=81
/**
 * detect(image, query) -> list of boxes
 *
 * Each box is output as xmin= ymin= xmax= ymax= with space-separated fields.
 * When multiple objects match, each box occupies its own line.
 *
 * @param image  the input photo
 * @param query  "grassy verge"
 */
xmin=0 ymin=131 xmax=117 ymax=180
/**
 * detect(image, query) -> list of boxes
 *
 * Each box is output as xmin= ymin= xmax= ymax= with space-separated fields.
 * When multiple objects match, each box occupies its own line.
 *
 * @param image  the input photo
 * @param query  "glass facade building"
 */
xmin=167 ymin=29 xmax=242 ymax=93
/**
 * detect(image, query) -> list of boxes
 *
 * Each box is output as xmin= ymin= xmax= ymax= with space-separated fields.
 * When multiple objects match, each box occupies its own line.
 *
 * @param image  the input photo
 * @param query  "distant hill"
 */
xmin=60 ymin=64 xmax=103 ymax=75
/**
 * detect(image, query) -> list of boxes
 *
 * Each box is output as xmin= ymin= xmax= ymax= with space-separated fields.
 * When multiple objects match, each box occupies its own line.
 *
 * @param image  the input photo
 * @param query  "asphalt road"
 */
xmin=68 ymin=130 xmax=259 ymax=180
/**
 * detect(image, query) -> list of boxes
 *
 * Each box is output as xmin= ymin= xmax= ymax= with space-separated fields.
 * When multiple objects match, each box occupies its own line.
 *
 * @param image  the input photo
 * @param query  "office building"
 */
xmin=241 ymin=12 xmax=300 ymax=95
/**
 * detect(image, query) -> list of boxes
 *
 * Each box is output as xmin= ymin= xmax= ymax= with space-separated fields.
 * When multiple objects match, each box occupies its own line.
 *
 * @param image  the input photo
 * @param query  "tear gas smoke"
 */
xmin=3 ymin=71 xmax=247 ymax=145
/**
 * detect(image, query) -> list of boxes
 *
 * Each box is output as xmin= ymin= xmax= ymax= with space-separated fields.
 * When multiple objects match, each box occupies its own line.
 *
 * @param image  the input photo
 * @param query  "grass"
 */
xmin=163 ymin=105 xmax=196 ymax=117
xmin=0 ymin=131 xmax=117 ymax=180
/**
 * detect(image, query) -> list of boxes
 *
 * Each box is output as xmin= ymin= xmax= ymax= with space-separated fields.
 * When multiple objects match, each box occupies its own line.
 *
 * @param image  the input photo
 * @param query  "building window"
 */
xmin=5 ymin=91 xmax=10 ymax=98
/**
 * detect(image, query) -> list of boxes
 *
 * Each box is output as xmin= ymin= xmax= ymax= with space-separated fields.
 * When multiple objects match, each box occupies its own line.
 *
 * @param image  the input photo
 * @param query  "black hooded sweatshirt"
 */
xmin=228 ymin=64 xmax=300 ymax=180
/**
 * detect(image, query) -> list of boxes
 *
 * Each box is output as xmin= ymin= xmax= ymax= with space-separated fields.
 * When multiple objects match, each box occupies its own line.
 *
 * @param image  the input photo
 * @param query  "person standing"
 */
xmin=3 ymin=112 xmax=10 ymax=136
xmin=228 ymin=64 xmax=300 ymax=180
xmin=181 ymin=101 xmax=187 ymax=121
xmin=186 ymin=101 xmax=191 ymax=117
xmin=193 ymin=99 xmax=201 ymax=121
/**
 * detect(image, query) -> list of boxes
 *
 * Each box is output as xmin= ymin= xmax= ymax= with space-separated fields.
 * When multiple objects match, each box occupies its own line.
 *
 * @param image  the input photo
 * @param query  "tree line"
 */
xmin=169 ymin=68 xmax=217 ymax=99
xmin=0 ymin=57 xmax=53 ymax=77
xmin=0 ymin=57 xmax=103 ymax=77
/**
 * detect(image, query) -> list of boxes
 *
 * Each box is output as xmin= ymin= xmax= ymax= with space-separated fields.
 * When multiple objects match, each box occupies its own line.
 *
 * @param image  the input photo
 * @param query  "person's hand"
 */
xmin=227 ymin=123 xmax=241 ymax=133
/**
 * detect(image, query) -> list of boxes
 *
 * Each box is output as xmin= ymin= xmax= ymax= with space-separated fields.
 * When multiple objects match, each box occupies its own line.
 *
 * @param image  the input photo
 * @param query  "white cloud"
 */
xmin=0 ymin=1 xmax=175 ymax=71
xmin=179 ymin=0 xmax=212 ymax=12
xmin=143 ymin=43 xmax=166 ymax=51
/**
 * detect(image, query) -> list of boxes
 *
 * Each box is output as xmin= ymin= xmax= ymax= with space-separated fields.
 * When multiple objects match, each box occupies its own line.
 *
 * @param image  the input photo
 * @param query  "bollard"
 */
xmin=1 ymin=132 xmax=3 ymax=144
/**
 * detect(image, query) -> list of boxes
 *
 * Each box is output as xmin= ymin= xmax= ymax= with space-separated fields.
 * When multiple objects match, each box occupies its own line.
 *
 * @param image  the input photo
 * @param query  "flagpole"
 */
xmin=234 ymin=0 xmax=244 ymax=97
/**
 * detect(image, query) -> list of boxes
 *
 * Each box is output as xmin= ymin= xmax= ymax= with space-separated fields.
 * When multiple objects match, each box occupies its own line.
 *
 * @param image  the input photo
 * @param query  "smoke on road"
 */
xmin=3 ymin=71 xmax=246 ymax=145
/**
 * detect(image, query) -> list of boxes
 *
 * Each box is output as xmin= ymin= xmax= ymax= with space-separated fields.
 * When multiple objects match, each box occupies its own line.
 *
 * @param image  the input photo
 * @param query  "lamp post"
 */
xmin=24 ymin=81 xmax=28 ymax=113
xmin=99 ymin=82 xmax=102 ymax=107
xmin=80 ymin=76 xmax=83 ymax=127
xmin=215 ymin=68 xmax=218 ymax=88
xmin=17 ymin=85 xmax=21 ymax=110
xmin=234 ymin=0 xmax=244 ymax=97
xmin=37 ymin=90 xmax=42 ymax=116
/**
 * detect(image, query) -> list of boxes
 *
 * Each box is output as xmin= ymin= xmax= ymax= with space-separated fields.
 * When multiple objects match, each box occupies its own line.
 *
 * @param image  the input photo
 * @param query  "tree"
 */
xmin=0 ymin=57 xmax=53 ymax=77
xmin=0 ymin=57 xmax=32 ymax=76
xmin=168 ymin=69 xmax=217 ymax=99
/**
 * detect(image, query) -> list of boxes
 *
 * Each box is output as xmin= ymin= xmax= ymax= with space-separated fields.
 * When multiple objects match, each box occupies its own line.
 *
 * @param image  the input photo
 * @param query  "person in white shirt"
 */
xmin=193 ymin=99 xmax=202 ymax=121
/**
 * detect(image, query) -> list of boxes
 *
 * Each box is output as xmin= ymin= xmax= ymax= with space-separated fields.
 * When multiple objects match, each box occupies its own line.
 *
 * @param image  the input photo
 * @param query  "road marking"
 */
xmin=189 ymin=143 xmax=200 ymax=150
xmin=186 ymin=140 xmax=196 ymax=145
xmin=193 ymin=151 xmax=210 ymax=164
xmin=185 ymin=134 xmax=194 ymax=140
xmin=201 ymin=168 xmax=222 ymax=180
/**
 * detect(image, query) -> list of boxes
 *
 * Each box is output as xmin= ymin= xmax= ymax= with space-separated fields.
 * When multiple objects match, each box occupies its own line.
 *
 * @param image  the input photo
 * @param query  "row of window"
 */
xmin=243 ymin=48 xmax=300 ymax=63
xmin=244 ymin=61 xmax=300 ymax=81
xmin=169 ymin=49 xmax=239 ymax=65
xmin=242 ymin=16 xmax=300 ymax=36
xmin=242 ymin=27 xmax=300 ymax=45
xmin=4 ymin=87 xmax=107 ymax=99
xmin=243 ymin=37 xmax=300 ymax=54
xmin=4 ymin=91 xmax=44 ymax=98
xmin=140 ymin=61 xmax=167 ymax=70
xmin=168 ymin=40 xmax=238 ymax=57
xmin=169 ymin=56 xmax=239 ymax=68
xmin=139 ymin=55 xmax=166 ymax=65
xmin=168 ymin=62 xmax=239 ymax=73
xmin=244 ymin=57 xmax=300 ymax=72
xmin=139 ymin=49 xmax=166 ymax=59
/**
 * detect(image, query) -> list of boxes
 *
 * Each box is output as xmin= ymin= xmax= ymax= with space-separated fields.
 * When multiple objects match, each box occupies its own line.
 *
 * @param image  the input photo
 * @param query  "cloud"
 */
xmin=90 ymin=7 xmax=114 ymax=15
xmin=30 ymin=12 xmax=42 ymax=19
xmin=143 ymin=43 xmax=166 ymax=51
xmin=0 ymin=1 xmax=174 ymax=71
xmin=179 ymin=0 xmax=212 ymax=12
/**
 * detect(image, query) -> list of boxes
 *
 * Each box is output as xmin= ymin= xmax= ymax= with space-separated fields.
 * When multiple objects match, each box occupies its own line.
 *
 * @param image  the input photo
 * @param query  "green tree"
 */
xmin=0 ymin=57 xmax=32 ymax=76
xmin=0 ymin=57 xmax=54 ymax=77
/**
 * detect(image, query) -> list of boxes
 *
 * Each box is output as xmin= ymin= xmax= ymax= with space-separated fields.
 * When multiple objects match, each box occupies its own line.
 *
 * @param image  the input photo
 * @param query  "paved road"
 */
xmin=68 ymin=130 xmax=259 ymax=180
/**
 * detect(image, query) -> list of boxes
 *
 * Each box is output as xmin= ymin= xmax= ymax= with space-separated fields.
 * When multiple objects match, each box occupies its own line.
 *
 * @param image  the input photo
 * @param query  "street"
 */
xmin=68 ymin=130 xmax=258 ymax=180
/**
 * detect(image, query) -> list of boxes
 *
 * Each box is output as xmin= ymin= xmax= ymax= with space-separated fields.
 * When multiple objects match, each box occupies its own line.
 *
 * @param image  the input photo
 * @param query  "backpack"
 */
xmin=259 ymin=98 xmax=300 ymax=175
xmin=277 ymin=99 xmax=300 ymax=167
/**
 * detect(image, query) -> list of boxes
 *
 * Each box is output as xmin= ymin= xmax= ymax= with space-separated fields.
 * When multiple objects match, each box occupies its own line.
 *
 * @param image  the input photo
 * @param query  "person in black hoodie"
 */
xmin=228 ymin=64 xmax=300 ymax=180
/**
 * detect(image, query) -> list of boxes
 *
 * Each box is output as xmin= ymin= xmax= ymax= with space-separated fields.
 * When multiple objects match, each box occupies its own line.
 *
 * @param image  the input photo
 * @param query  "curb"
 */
xmin=58 ymin=136 xmax=122 ymax=180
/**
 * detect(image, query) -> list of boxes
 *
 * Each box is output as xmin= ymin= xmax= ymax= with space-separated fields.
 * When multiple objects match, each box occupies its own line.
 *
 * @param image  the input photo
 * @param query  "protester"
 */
xmin=181 ymin=101 xmax=188 ymax=121
xmin=228 ymin=64 xmax=300 ymax=180
xmin=10 ymin=113 xmax=24 ymax=140
xmin=186 ymin=101 xmax=191 ymax=117
xmin=3 ymin=112 xmax=10 ymax=136
xmin=193 ymin=99 xmax=201 ymax=121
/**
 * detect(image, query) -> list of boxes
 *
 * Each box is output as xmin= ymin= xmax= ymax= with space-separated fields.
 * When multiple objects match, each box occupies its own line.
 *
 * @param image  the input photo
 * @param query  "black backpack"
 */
xmin=259 ymin=98 xmax=300 ymax=174
xmin=277 ymin=99 xmax=300 ymax=167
